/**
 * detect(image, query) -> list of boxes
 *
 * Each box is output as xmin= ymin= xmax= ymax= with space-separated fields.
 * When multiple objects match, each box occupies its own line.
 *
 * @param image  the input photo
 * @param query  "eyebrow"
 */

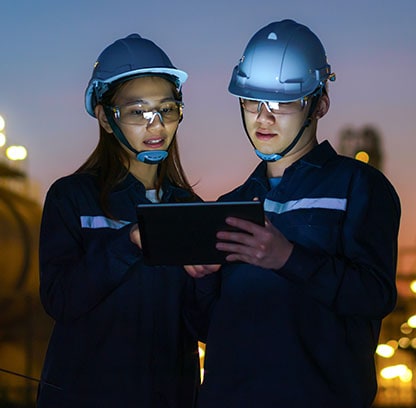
xmin=120 ymin=96 xmax=177 ymax=106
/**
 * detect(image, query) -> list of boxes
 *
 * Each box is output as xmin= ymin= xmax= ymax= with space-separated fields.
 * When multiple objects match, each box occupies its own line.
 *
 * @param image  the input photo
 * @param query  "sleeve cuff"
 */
xmin=276 ymin=244 xmax=323 ymax=284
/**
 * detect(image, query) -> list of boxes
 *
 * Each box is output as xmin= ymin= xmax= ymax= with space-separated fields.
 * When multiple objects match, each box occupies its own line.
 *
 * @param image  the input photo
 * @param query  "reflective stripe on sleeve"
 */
xmin=80 ymin=216 xmax=131 ymax=229
xmin=264 ymin=197 xmax=347 ymax=215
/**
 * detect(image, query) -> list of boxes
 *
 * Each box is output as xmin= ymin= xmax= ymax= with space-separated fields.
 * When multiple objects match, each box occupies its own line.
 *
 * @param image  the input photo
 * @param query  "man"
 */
xmin=196 ymin=19 xmax=400 ymax=408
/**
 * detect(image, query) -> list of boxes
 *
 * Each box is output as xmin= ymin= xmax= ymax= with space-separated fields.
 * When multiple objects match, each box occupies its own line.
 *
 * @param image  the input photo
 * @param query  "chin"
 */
xmin=257 ymin=148 xmax=278 ymax=155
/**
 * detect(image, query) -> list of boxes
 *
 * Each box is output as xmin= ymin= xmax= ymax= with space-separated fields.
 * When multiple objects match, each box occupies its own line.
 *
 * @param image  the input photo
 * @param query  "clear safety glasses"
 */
xmin=108 ymin=100 xmax=183 ymax=126
xmin=241 ymin=97 xmax=308 ymax=115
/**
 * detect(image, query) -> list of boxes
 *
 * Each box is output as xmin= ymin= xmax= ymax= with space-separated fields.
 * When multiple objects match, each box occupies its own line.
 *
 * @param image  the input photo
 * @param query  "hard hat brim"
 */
xmin=85 ymin=67 xmax=188 ymax=117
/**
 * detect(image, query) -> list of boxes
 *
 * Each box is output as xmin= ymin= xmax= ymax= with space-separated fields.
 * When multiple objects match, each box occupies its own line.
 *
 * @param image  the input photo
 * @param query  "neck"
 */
xmin=266 ymin=136 xmax=318 ymax=178
xmin=128 ymin=159 xmax=159 ymax=189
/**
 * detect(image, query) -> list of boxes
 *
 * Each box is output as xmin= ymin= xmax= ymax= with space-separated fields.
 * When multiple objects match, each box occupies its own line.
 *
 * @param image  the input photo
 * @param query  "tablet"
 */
xmin=136 ymin=201 xmax=264 ymax=266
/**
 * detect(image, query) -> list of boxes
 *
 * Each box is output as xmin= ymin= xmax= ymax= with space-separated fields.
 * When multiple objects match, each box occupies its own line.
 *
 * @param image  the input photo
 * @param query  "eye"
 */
xmin=160 ymin=103 xmax=178 ymax=115
xmin=241 ymin=99 xmax=258 ymax=112
xmin=269 ymin=101 xmax=301 ymax=114
xmin=120 ymin=102 xmax=149 ymax=117
xmin=128 ymin=107 xmax=145 ymax=116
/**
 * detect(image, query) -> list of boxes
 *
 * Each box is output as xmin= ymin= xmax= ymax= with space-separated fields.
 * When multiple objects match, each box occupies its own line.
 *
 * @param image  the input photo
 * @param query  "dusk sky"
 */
xmin=1 ymin=0 xmax=415 ymax=248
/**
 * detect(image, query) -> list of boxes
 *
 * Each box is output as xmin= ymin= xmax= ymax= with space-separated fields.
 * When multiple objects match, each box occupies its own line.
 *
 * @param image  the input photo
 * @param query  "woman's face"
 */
xmin=99 ymin=76 xmax=181 ymax=162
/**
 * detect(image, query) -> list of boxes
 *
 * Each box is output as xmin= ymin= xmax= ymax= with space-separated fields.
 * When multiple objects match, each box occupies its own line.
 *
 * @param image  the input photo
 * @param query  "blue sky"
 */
xmin=1 ymin=0 xmax=415 ymax=246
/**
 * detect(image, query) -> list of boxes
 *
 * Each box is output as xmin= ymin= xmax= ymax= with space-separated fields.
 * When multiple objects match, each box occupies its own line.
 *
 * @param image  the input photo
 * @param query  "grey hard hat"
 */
xmin=229 ymin=20 xmax=333 ymax=102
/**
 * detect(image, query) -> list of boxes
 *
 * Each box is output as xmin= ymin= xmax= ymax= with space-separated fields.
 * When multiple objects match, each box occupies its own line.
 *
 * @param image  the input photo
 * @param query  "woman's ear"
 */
xmin=95 ymin=105 xmax=114 ymax=133
xmin=315 ymin=93 xmax=330 ymax=119
xmin=178 ymin=105 xmax=184 ymax=123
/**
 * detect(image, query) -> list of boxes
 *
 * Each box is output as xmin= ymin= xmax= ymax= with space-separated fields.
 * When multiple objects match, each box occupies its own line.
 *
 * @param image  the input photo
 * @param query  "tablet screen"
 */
xmin=136 ymin=201 xmax=264 ymax=265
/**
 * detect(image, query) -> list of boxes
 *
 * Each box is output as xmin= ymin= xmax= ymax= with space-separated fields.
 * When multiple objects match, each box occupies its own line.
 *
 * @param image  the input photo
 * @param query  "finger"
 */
xmin=216 ymin=241 xmax=262 ymax=259
xmin=130 ymin=224 xmax=142 ymax=248
xmin=216 ymin=241 xmax=239 ymax=253
xmin=204 ymin=264 xmax=221 ymax=272
xmin=190 ymin=264 xmax=221 ymax=274
xmin=184 ymin=264 xmax=221 ymax=277
xmin=224 ymin=252 xmax=263 ymax=265
xmin=184 ymin=265 xmax=198 ymax=277
xmin=264 ymin=215 xmax=273 ymax=227
xmin=217 ymin=230 xmax=258 ymax=247
xmin=225 ymin=216 xmax=265 ymax=234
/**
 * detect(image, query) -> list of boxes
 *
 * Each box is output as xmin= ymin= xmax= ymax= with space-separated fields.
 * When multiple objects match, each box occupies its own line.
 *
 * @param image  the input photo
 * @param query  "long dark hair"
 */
xmin=76 ymin=77 xmax=197 ymax=218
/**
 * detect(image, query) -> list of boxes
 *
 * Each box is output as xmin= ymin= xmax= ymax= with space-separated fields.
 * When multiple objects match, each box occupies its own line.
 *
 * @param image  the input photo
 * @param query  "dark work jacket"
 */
xmin=198 ymin=141 xmax=401 ymax=408
xmin=37 ymin=172 xmax=202 ymax=408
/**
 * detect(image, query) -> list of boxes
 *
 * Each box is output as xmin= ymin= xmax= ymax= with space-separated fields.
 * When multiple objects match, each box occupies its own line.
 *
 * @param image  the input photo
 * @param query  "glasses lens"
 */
xmin=158 ymin=102 xmax=182 ymax=122
xmin=115 ymin=101 xmax=182 ymax=125
xmin=241 ymin=99 xmax=306 ymax=115
xmin=241 ymin=99 xmax=260 ymax=113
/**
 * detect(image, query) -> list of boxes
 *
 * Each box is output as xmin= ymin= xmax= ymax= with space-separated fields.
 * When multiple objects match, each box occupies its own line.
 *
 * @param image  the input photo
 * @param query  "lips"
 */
xmin=256 ymin=130 xmax=276 ymax=141
xmin=144 ymin=138 xmax=165 ymax=148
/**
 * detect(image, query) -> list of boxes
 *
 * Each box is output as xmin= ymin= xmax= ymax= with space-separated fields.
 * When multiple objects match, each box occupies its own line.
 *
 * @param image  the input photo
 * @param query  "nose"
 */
xmin=144 ymin=111 xmax=164 ymax=127
xmin=256 ymin=102 xmax=275 ymax=124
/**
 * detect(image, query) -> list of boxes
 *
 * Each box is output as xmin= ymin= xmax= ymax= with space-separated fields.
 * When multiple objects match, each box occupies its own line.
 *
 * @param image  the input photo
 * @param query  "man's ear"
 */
xmin=315 ymin=93 xmax=330 ymax=119
xmin=95 ymin=105 xmax=114 ymax=133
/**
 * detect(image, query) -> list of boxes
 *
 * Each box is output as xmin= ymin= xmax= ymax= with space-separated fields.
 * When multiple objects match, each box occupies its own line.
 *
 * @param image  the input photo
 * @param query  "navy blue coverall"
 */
xmin=198 ymin=141 xmax=400 ymax=408
xmin=37 ymin=172 xmax=203 ymax=408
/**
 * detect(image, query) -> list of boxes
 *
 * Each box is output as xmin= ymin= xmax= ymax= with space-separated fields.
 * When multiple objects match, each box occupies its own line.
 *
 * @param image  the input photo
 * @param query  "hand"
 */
xmin=130 ymin=223 xmax=142 ymax=248
xmin=216 ymin=216 xmax=293 ymax=270
xmin=184 ymin=264 xmax=221 ymax=278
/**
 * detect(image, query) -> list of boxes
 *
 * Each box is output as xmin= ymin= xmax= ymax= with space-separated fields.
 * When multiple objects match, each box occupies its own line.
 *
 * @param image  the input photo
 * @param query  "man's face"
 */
xmin=242 ymin=96 xmax=326 ymax=159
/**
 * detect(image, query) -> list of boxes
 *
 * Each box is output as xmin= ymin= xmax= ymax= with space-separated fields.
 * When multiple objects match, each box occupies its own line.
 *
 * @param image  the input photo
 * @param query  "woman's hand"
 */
xmin=130 ymin=223 xmax=142 ymax=248
xmin=184 ymin=264 xmax=221 ymax=278
xmin=216 ymin=216 xmax=293 ymax=270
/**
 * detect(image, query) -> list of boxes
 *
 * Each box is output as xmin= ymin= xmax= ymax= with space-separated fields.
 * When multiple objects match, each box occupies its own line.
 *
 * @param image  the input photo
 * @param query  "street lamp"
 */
xmin=0 ymin=114 xmax=27 ymax=178
xmin=6 ymin=145 xmax=28 ymax=161
xmin=0 ymin=114 xmax=5 ymax=132
xmin=0 ymin=115 xmax=6 ymax=148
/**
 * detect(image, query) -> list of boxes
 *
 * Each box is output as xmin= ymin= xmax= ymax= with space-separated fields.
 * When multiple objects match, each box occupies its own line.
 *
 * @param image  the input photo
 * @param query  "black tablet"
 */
xmin=136 ymin=201 xmax=264 ymax=266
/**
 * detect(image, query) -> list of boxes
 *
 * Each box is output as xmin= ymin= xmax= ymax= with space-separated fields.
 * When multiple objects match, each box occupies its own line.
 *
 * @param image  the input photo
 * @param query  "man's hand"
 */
xmin=216 ymin=216 xmax=293 ymax=270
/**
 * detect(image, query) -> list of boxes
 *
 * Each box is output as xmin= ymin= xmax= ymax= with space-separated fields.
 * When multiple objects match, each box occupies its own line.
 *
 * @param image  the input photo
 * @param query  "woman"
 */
xmin=37 ymin=33 xmax=202 ymax=408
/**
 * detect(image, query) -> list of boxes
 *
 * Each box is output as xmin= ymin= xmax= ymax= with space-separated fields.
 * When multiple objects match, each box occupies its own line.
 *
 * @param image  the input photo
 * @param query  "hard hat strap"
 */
xmin=274 ymin=88 xmax=322 ymax=159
